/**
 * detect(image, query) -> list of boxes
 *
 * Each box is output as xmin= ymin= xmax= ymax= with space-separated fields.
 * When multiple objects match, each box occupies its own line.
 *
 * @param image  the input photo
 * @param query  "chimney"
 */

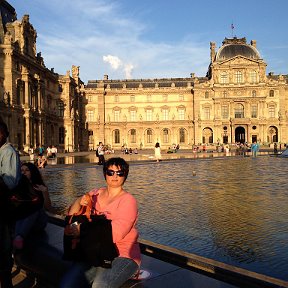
xmin=210 ymin=42 xmax=216 ymax=62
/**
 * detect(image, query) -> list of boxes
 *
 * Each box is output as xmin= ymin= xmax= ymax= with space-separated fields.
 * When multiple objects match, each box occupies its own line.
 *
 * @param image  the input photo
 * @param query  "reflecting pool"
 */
xmin=41 ymin=156 xmax=288 ymax=281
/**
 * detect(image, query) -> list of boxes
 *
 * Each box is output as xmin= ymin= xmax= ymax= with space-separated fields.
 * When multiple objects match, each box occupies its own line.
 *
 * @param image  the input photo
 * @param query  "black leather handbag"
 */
xmin=63 ymin=194 xmax=118 ymax=267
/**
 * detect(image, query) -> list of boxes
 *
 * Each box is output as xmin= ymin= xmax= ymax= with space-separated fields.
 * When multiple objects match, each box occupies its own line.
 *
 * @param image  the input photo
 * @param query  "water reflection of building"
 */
xmin=1 ymin=1 xmax=288 ymax=152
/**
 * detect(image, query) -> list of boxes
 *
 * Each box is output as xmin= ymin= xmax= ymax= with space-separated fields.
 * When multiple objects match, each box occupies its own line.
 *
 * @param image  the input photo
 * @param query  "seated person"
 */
xmin=13 ymin=162 xmax=55 ymax=250
xmin=60 ymin=157 xmax=141 ymax=288
xmin=37 ymin=153 xmax=47 ymax=168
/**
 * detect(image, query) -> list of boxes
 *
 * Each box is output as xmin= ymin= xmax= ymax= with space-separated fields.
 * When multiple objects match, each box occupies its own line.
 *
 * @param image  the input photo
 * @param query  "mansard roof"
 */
xmin=86 ymin=78 xmax=197 ymax=89
xmin=216 ymin=37 xmax=261 ymax=61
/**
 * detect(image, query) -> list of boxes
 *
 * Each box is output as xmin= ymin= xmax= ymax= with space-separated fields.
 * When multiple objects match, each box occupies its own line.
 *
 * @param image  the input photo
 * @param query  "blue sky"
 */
xmin=8 ymin=0 xmax=288 ymax=83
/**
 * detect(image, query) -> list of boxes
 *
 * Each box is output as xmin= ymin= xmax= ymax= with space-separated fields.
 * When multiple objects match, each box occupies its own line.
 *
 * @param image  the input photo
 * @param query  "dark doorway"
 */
xmin=235 ymin=127 xmax=245 ymax=143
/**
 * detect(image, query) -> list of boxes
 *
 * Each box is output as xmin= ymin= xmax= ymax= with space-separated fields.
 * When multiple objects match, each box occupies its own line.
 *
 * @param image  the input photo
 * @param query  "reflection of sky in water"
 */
xmin=42 ymin=157 xmax=288 ymax=281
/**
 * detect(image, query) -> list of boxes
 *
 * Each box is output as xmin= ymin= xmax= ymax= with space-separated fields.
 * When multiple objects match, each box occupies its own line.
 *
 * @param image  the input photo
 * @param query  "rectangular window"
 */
xmin=221 ymin=105 xmax=229 ymax=119
xmin=220 ymin=73 xmax=228 ymax=84
xmin=87 ymin=110 xmax=94 ymax=122
xmin=130 ymin=95 xmax=135 ymax=102
xmin=59 ymin=127 xmax=65 ymax=144
xmin=251 ymin=105 xmax=257 ymax=118
xmin=114 ymin=110 xmax=120 ymax=122
xmin=147 ymin=95 xmax=152 ymax=102
xmin=235 ymin=110 xmax=244 ymax=118
xmin=178 ymin=109 xmax=185 ymax=120
xmin=130 ymin=110 xmax=136 ymax=121
xmin=114 ymin=95 xmax=119 ymax=102
xmin=114 ymin=130 xmax=120 ymax=143
xmin=162 ymin=109 xmax=169 ymax=120
xmin=146 ymin=110 xmax=152 ymax=121
xmin=250 ymin=71 xmax=257 ymax=83
xmin=203 ymin=107 xmax=210 ymax=120
xmin=235 ymin=71 xmax=243 ymax=83
xmin=269 ymin=106 xmax=275 ymax=118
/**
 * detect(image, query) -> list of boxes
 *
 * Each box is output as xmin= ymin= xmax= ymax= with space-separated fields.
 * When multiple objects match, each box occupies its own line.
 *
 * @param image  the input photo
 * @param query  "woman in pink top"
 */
xmin=60 ymin=157 xmax=141 ymax=288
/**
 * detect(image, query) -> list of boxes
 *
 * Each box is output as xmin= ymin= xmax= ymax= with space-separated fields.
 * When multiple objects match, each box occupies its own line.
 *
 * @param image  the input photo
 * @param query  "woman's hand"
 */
xmin=64 ymin=222 xmax=80 ymax=237
xmin=33 ymin=184 xmax=47 ymax=193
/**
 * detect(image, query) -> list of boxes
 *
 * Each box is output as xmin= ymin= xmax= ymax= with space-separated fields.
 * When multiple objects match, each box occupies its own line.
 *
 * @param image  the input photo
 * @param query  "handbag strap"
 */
xmin=67 ymin=193 xmax=94 ymax=224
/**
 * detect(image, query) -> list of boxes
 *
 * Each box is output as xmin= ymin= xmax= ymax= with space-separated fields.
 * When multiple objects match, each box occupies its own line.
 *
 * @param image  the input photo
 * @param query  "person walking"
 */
xmin=0 ymin=121 xmax=22 ymax=288
xmin=97 ymin=142 xmax=105 ymax=165
xmin=154 ymin=142 xmax=161 ymax=162
xmin=251 ymin=141 xmax=260 ymax=157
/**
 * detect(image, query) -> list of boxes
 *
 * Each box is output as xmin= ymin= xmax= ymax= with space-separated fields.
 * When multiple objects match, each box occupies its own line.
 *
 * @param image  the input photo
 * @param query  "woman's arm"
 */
xmin=34 ymin=184 xmax=56 ymax=213
xmin=67 ymin=197 xmax=82 ymax=215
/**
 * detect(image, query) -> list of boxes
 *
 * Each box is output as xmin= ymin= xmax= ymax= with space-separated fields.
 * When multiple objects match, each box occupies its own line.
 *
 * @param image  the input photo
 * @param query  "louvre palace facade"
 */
xmin=1 ymin=0 xmax=288 ymax=152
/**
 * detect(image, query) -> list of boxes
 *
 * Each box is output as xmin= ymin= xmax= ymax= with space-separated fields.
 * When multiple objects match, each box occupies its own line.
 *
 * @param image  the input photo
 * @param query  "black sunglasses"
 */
xmin=106 ymin=169 xmax=125 ymax=177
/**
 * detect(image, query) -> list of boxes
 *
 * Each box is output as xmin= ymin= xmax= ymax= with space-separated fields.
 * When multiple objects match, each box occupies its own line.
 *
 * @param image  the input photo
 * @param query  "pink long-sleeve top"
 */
xmin=86 ymin=188 xmax=141 ymax=267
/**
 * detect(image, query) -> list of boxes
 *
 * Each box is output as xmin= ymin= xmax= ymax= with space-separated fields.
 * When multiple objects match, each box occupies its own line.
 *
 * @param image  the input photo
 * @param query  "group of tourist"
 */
xmin=27 ymin=144 xmax=59 ymax=169
xmin=0 ymin=123 xmax=141 ymax=287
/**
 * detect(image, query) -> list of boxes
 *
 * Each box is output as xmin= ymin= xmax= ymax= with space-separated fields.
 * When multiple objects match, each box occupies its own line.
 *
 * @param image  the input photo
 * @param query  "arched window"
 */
xmin=205 ymin=91 xmax=209 ymax=98
xmin=179 ymin=128 xmax=185 ymax=143
xmin=114 ymin=129 xmax=120 ymax=144
xmin=163 ymin=128 xmax=169 ymax=143
xmin=269 ymin=90 xmax=274 ymax=97
xmin=130 ymin=129 xmax=136 ymax=143
xmin=146 ymin=129 xmax=153 ymax=143
xmin=252 ymin=90 xmax=256 ymax=97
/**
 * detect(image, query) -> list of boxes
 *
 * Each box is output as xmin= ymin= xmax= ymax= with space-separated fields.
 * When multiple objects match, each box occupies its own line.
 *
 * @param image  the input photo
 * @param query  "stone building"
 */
xmin=85 ymin=37 xmax=288 ymax=150
xmin=1 ymin=0 xmax=288 ymax=153
xmin=0 ymin=1 xmax=87 ymax=153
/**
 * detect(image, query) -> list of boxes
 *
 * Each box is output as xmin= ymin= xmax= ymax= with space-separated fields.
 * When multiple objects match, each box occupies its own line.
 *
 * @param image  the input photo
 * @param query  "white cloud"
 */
xmin=10 ymin=0 xmax=213 ymax=82
xmin=103 ymin=55 xmax=122 ymax=70
xmin=124 ymin=64 xmax=134 ymax=79
xmin=102 ymin=56 xmax=135 ymax=79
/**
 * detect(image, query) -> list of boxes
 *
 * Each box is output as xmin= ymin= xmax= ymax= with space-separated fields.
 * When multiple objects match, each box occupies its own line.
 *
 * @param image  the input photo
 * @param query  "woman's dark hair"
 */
xmin=22 ymin=162 xmax=45 ymax=186
xmin=103 ymin=157 xmax=129 ymax=182
xmin=155 ymin=142 xmax=160 ymax=148
xmin=0 ymin=121 xmax=9 ymax=137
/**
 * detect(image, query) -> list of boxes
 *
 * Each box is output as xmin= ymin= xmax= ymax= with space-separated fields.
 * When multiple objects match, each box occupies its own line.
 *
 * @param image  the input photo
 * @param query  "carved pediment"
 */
xmin=218 ymin=56 xmax=262 ymax=67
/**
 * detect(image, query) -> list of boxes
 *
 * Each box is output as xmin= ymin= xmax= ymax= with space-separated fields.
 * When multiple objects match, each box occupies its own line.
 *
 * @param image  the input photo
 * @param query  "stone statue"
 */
xmin=72 ymin=65 xmax=79 ymax=78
